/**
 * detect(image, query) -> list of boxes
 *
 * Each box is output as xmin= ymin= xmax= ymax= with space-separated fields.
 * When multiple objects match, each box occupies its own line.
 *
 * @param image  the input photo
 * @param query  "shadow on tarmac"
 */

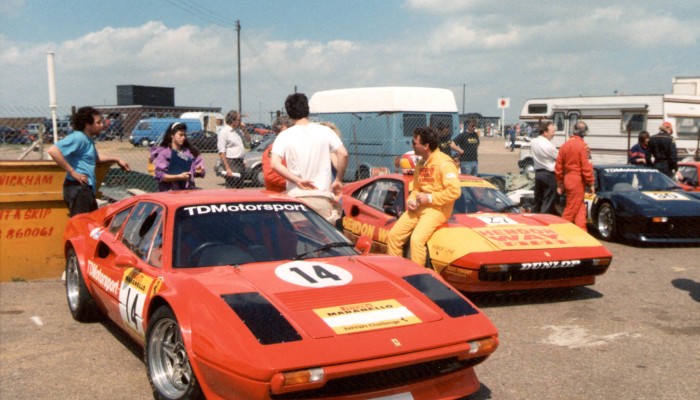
xmin=466 ymin=286 xmax=603 ymax=308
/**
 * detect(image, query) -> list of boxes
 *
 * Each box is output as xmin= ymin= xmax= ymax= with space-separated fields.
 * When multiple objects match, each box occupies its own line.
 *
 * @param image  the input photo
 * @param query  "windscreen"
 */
xmin=172 ymin=202 xmax=356 ymax=268
xmin=600 ymin=168 xmax=680 ymax=192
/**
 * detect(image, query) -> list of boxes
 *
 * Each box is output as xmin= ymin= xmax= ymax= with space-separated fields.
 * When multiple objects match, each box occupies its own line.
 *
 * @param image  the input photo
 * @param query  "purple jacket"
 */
xmin=152 ymin=147 xmax=206 ymax=191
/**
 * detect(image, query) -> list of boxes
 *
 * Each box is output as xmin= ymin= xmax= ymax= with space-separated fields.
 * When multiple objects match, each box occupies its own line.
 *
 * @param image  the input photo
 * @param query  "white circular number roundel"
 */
xmin=275 ymin=261 xmax=353 ymax=288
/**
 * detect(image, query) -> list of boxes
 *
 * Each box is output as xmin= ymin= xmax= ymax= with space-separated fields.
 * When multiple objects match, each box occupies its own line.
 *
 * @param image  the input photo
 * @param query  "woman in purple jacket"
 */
xmin=152 ymin=122 xmax=206 ymax=191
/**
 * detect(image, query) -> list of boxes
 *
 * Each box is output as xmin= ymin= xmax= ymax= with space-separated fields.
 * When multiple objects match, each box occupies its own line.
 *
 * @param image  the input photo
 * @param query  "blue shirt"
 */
xmin=55 ymin=131 xmax=98 ymax=193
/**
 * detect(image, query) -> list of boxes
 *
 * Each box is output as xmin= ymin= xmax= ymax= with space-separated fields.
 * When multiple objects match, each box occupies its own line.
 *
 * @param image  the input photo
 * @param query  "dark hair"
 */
xmin=539 ymin=121 xmax=553 ymax=135
xmin=638 ymin=130 xmax=650 ymax=144
xmin=285 ymin=93 xmax=310 ymax=120
xmin=413 ymin=126 xmax=439 ymax=151
xmin=72 ymin=107 xmax=101 ymax=131
xmin=160 ymin=122 xmax=200 ymax=157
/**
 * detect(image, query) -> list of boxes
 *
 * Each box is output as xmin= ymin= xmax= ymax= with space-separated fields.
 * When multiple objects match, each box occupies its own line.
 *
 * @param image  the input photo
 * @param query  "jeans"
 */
xmin=460 ymin=161 xmax=478 ymax=176
xmin=63 ymin=182 xmax=97 ymax=217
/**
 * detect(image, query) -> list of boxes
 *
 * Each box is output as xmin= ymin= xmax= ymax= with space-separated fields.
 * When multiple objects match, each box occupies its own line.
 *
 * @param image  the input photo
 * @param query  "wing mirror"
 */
xmin=115 ymin=253 xmax=138 ymax=268
xmin=355 ymin=235 xmax=372 ymax=255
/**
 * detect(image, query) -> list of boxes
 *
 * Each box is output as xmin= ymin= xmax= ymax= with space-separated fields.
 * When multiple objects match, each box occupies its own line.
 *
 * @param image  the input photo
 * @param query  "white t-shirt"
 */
xmin=271 ymin=123 xmax=343 ymax=192
xmin=217 ymin=125 xmax=244 ymax=158
xmin=531 ymin=135 xmax=558 ymax=172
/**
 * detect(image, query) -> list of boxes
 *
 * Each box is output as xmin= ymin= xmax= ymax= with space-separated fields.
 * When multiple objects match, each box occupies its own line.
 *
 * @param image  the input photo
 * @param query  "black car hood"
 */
xmin=613 ymin=190 xmax=700 ymax=216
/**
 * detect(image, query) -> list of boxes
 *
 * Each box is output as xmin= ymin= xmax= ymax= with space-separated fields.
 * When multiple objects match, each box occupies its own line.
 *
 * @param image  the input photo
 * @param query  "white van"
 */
xmin=310 ymin=87 xmax=459 ymax=180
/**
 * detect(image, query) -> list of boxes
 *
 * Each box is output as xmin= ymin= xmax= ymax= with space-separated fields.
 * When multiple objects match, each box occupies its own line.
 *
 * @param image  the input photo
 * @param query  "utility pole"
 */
xmin=236 ymin=20 xmax=242 ymax=114
xmin=462 ymin=83 xmax=466 ymax=115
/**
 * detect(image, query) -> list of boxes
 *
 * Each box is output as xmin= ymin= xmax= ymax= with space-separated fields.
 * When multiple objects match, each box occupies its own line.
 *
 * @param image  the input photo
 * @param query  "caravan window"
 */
xmin=403 ymin=114 xmax=427 ymax=137
xmin=553 ymin=112 xmax=565 ymax=132
xmin=676 ymin=117 xmax=700 ymax=138
xmin=568 ymin=112 xmax=580 ymax=134
xmin=621 ymin=111 xmax=647 ymax=133
xmin=528 ymin=104 xmax=548 ymax=114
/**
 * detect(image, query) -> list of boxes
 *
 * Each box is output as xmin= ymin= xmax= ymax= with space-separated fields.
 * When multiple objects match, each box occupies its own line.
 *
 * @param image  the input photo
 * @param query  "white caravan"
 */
xmin=180 ymin=111 xmax=225 ymax=133
xmin=518 ymin=77 xmax=700 ymax=170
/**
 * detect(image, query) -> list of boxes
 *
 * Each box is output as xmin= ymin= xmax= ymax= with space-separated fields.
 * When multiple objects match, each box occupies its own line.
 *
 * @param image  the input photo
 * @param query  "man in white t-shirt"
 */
xmin=531 ymin=121 xmax=559 ymax=214
xmin=271 ymin=93 xmax=348 ymax=221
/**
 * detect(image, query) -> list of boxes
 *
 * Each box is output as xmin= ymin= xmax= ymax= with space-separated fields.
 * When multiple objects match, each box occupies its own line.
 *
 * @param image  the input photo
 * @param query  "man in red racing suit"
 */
xmin=555 ymin=121 xmax=595 ymax=231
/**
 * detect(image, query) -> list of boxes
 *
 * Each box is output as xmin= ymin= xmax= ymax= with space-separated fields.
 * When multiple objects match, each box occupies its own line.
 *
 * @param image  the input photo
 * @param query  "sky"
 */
xmin=1 ymin=0 xmax=699 ymax=122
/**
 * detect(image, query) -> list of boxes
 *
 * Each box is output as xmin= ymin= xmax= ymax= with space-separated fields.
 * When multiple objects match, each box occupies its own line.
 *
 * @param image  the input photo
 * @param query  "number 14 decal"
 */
xmin=276 ymin=261 xmax=353 ymax=288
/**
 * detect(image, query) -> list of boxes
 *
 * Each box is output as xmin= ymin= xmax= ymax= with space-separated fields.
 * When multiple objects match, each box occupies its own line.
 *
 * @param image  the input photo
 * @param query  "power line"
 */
xmin=161 ymin=0 xmax=234 ymax=27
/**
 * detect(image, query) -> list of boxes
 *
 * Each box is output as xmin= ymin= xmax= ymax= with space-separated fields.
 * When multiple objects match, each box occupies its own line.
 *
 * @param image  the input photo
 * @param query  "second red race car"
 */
xmin=339 ymin=173 xmax=613 ymax=293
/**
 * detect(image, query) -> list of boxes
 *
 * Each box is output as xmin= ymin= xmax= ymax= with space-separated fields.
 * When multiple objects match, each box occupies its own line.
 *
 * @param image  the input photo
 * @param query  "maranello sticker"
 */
xmin=642 ymin=192 xmax=689 ymax=201
xmin=275 ymin=261 xmax=353 ymax=288
xmin=314 ymin=299 xmax=421 ymax=334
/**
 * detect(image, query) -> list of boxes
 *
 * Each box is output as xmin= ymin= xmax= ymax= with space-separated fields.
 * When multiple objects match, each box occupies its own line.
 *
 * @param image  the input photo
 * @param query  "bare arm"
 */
xmin=47 ymin=145 xmax=87 ymax=185
xmin=331 ymin=145 xmax=348 ymax=195
xmin=271 ymin=153 xmax=316 ymax=189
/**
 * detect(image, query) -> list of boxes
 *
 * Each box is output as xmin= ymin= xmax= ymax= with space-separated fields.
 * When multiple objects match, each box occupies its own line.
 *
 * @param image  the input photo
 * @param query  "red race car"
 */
xmin=63 ymin=189 xmax=498 ymax=400
xmin=677 ymin=161 xmax=700 ymax=191
xmin=340 ymin=174 xmax=612 ymax=293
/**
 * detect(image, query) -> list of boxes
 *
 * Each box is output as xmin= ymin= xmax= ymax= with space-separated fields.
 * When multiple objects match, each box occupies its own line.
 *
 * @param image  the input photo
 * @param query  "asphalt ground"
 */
xmin=1 ymin=242 xmax=699 ymax=400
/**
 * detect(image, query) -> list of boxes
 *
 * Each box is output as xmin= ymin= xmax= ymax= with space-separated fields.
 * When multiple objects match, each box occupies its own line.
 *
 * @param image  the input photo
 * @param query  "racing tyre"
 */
xmin=252 ymin=165 xmax=264 ymax=187
xmin=65 ymin=248 xmax=99 ymax=322
xmin=355 ymin=166 xmax=370 ymax=181
xmin=146 ymin=307 xmax=203 ymax=400
xmin=596 ymin=203 xmax=617 ymax=241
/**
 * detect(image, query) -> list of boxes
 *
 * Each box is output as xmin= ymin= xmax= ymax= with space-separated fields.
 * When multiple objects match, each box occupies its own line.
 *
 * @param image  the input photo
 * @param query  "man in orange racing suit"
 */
xmin=387 ymin=126 xmax=461 ymax=266
xmin=555 ymin=121 xmax=595 ymax=231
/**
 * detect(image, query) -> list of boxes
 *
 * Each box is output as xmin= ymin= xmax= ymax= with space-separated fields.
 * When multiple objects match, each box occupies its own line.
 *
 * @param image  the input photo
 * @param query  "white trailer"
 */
xmin=518 ymin=77 xmax=700 ymax=169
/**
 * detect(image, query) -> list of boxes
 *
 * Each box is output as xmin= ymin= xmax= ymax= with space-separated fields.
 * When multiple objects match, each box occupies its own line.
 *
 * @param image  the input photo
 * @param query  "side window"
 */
xmin=429 ymin=114 xmax=453 ymax=132
xmin=121 ymin=202 xmax=164 ymax=263
xmin=108 ymin=206 xmax=134 ymax=234
xmin=568 ymin=112 xmax=580 ymax=134
xmin=352 ymin=184 xmax=373 ymax=203
xmin=675 ymin=117 xmax=700 ymax=139
xmin=403 ymin=114 xmax=427 ymax=137
xmin=365 ymin=180 xmax=405 ymax=214
xmin=621 ymin=111 xmax=647 ymax=134
xmin=553 ymin=112 xmax=565 ymax=132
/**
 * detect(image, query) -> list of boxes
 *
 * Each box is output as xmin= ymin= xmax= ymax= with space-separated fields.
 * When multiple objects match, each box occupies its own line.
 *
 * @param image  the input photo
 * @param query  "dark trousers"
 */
xmin=63 ymin=181 xmax=97 ymax=217
xmin=225 ymin=158 xmax=245 ymax=188
xmin=653 ymin=161 xmax=673 ymax=178
xmin=534 ymin=170 xmax=558 ymax=215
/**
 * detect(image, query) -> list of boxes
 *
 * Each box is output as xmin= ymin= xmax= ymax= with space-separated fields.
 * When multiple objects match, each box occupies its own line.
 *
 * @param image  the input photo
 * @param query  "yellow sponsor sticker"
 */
xmin=474 ymin=226 xmax=571 ymax=249
xmin=314 ymin=299 xmax=421 ymax=334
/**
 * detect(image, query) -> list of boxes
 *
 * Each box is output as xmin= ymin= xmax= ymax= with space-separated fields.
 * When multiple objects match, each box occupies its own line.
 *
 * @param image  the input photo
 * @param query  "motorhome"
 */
xmin=518 ymin=77 xmax=700 ymax=170
xmin=180 ymin=111 xmax=225 ymax=133
xmin=309 ymin=87 xmax=460 ymax=180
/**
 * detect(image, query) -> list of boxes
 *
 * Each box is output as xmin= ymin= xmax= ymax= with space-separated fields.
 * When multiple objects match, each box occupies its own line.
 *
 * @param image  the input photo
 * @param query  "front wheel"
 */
xmin=140 ymin=138 xmax=151 ymax=147
xmin=65 ymin=248 xmax=99 ymax=322
xmin=596 ymin=203 xmax=617 ymax=241
xmin=252 ymin=165 xmax=264 ymax=187
xmin=146 ymin=307 xmax=203 ymax=400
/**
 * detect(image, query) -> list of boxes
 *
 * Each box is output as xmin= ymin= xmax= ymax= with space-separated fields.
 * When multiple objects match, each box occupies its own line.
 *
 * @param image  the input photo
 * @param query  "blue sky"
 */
xmin=1 ymin=0 xmax=699 ymax=122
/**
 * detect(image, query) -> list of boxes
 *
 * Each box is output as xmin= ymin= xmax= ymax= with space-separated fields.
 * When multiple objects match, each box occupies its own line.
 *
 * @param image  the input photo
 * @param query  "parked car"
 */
xmin=339 ymin=173 xmax=613 ymax=292
xmin=62 ymin=189 xmax=499 ymax=399
xmin=677 ymin=161 xmax=700 ymax=192
xmin=214 ymin=134 xmax=275 ymax=186
xmin=585 ymin=164 xmax=700 ymax=244
xmin=186 ymin=130 xmax=218 ymax=153
xmin=0 ymin=125 xmax=30 ymax=144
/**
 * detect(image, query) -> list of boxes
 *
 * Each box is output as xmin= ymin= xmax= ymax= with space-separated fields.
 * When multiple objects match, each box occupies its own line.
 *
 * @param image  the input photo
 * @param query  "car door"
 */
xmin=344 ymin=178 xmax=406 ymax=251
xmin=93 ymin=201 xmax=165 ymax=339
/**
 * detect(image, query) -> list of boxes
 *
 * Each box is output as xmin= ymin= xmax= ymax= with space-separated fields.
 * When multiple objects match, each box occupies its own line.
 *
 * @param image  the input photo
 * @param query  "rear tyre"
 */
xmin=65 ymin=248 xmax=99 ymax=322
xmin=140 ymin=138 xmax=150 ymax=147
xmin=146 ymin=307 xmax=203 ymax=400
xmin=596 ymin=203 xmax=617 ymax=241
xmin=355 ymin=166 xmax=370 ymax=181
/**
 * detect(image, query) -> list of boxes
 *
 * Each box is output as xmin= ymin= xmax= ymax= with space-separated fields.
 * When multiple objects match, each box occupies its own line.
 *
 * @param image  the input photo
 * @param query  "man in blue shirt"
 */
xmin=47 ymin=107 xmax=130 ymax=216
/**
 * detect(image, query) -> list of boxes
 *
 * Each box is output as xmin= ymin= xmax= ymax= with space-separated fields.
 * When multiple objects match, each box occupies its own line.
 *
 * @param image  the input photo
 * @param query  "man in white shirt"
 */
xmin=218 ymin=110 xmax=248 ymax=188
xmin=271 ymin=93 xmax=348 ymax=221
xmin=530 ymin=121 xmax=559 ymax=214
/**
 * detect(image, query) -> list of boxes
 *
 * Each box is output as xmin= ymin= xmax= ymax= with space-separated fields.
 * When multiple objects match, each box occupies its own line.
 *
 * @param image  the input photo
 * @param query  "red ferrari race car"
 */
xmin=63 ymin=189 xmax=498 ymax=400
xmin=339 ymin=174 xmax=612 ymax=293
xmin=677 ymin=161 xmax=700 ymax=192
